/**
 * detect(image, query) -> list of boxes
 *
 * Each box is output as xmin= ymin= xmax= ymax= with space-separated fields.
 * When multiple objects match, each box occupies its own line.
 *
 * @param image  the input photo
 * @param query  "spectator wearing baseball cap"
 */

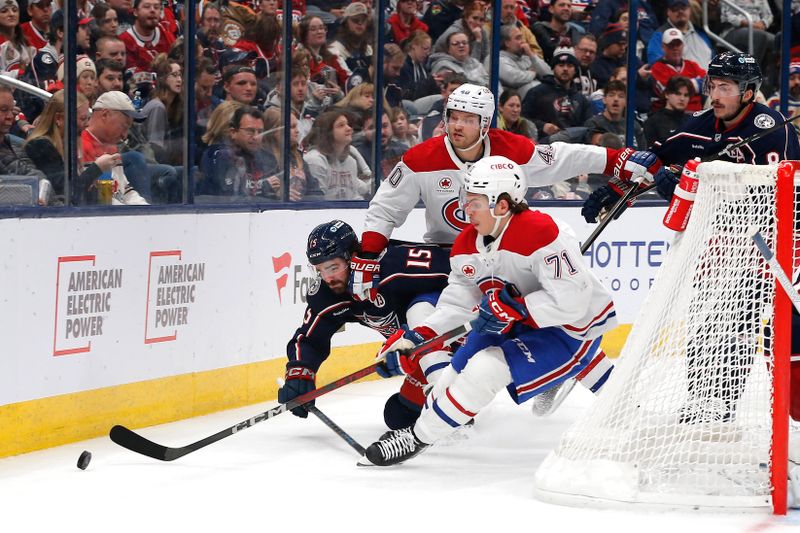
xmin=329 ymin=2 xmax=373 ymax=79
xmin=650 ymin=27 xmax=706 ymax=112
xmin=77 ymin=16 xmax=92 ymax=54
xmin=646 ymin=0 xmax=714 ymax=67
xmin=21 ymin=0 xmax=52 ymax=49
xmin=522 ymin=46 xmax=592 ymax=142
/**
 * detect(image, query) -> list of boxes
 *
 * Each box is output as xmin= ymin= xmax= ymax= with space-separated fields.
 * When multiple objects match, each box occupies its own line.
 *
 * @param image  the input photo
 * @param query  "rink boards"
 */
xmin=0 ymin=205 xmax=671 ymax=456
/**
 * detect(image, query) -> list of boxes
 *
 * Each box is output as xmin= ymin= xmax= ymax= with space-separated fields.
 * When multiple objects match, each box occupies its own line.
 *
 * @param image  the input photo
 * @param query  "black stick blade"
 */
xmin=110 ymin=425 xmax=174 ymax=461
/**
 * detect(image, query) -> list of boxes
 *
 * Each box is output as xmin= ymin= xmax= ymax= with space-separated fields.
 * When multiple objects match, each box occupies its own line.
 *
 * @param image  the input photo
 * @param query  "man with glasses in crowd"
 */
xmin=200 ymin=106 xmax=280 ymax=198
xmin=573 ymin=34 xmax=598 ymax=98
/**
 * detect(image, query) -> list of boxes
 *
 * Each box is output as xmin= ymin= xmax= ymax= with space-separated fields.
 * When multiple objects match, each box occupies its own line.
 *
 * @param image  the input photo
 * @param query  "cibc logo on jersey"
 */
xmin=441 ymin=197 xmax=469 ymax=232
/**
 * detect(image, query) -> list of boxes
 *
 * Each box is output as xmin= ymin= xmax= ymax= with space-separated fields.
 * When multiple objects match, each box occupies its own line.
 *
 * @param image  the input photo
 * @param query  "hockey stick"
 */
xmin=109 ymin=324 xmax=469 ymax=461
xmin=306 ymin=405 xmax=366 ymax=455
xmin=751 ymin=230 xmax=800 ymax=312
xmin=624 ymin=112 xmax=800 ymax=203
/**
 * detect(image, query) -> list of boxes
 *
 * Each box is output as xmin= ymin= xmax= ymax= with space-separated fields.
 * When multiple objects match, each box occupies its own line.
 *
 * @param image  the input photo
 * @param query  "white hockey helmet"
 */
xmin=462 ymin=156 xmax=526 ymax=209
xmin=445 ymin=84 xmax=495 ymax=146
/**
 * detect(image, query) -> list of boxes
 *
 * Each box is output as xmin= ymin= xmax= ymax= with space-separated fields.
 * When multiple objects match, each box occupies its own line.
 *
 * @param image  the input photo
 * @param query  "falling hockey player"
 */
xmin=277 ymin=220 xmax=454 ymax=431
xmin=359 ymin=156 xmax=617 ymax=466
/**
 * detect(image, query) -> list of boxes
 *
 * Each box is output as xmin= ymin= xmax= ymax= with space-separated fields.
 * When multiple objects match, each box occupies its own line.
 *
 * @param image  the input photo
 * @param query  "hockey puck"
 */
xmin=76 ymin=450 xmax=92 ymax=470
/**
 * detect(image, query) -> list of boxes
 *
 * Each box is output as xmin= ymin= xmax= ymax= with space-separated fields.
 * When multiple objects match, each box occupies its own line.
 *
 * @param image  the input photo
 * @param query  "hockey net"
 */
xmin=535 ymin=160 xmax=798 ymax=513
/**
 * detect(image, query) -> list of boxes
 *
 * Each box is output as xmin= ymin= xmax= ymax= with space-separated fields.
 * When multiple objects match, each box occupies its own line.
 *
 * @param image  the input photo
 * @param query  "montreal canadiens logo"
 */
xmin=462 ymin=264 xmax=476 ymax=278
xmin=754 ymin=113 xmax=775 ymax=129
xmin=438 ymin=177 xmax=453 ymax=190
xmin=441 ymin=197 xmax=468 ymax=232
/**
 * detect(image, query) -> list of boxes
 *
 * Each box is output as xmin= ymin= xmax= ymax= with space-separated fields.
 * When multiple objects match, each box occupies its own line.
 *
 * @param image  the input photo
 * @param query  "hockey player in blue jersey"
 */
xmin=277 ymin=220 xmax=453 ymax=430
xmin=582 ymin=51 xmax=800 ymax=222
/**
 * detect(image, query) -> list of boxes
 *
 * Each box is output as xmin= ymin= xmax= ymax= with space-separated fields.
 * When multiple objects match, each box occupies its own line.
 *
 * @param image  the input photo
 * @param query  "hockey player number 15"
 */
xmin=406 ymin=248 xmax=432 ymax=269
xmin=545 ymin=251 xmax=578 ymax=279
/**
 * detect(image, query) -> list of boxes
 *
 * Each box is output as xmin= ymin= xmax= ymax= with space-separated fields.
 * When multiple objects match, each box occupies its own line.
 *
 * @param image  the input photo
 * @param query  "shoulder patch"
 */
xmin=535 ymin=144 xmax=555 ymax=165
xmin=388 ymin=166 xmax=403 ymax=187
xmin=451 ymin=226 xmax=479 ymax=257
xmin=307 ymin=276 xmax=321 ymax=296
xmin=486 ymin=129 xmax=536 ymax=163
xmin=754 ymin=113 xmax=776 ymax=129
xmin=402 ymin=136 xmax=458 ymax=172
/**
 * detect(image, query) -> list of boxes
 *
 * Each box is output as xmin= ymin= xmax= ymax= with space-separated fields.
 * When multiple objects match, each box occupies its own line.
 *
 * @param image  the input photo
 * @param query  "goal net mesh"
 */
xmin=535 ymin=161 xmax=794 ymax=510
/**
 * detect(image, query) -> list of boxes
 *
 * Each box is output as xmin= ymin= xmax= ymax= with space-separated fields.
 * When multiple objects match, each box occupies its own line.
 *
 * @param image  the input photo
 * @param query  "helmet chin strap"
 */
xmin=489 ymin=207 xmax=511 ymax=237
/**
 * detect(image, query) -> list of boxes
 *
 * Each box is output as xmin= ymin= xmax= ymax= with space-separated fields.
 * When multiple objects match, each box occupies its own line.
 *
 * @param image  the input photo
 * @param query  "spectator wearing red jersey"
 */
xmin=297 ymin=15 xmax=348 ymax=89
xmin=0 ymin=0 xmax=33 ymax=78
xmin=21 ymin=0 xmax=51 ymax=50
xmin=650 ymin=28 xmax=705 ymax=112
xmin=387 ymin=0 xmax=428 ymax=44
xmin=119 ymin=0 xmax=175 ymax=75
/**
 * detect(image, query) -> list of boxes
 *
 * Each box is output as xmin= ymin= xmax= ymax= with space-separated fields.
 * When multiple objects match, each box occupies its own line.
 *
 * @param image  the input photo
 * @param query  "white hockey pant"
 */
xmin=414 ymin=346 xmax=511 ymax=444
xmin=405 ymin=300 xmax=452 ymax=386
xmin=575 ymin=349 xmax=614 ymax=394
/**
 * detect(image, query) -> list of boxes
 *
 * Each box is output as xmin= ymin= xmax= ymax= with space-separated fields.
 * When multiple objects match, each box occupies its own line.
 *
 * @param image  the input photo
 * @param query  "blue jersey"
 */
xmin=652 ymin=103 xmax=800 ymax=166
xmin=287 ymin=243 xmax=451 ymax=371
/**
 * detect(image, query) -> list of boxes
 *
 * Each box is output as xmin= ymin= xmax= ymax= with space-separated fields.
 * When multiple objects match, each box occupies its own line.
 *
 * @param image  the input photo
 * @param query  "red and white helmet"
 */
xmin=463 ymin=156 xmax=526 ymax=208
xmin=445 ymin=83 xmax=495 ymax=148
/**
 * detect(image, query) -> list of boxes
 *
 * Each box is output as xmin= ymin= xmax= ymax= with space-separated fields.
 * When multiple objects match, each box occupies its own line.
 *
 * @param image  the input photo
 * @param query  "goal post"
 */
xmin=534 ymin=160 xmax=797 ymax=514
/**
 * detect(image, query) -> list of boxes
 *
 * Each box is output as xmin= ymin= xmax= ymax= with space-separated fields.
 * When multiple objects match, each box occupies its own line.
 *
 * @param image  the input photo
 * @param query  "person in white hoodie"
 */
xmin=302 ymin=109 xmax=372 ymax=200
xmin=429 ymin=31 xmax=489 ymax=87
xmin=496 ymin=23 xmax=552 ymax=101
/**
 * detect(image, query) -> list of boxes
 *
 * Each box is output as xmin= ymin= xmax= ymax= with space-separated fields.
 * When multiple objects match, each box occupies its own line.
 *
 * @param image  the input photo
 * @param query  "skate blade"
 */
xmin=357 ymin=455 xmax=376 ymax=467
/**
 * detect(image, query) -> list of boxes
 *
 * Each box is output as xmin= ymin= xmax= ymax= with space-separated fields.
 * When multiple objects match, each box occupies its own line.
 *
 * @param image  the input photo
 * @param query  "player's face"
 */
xmin=790 ymin=73 xmax=800 ymax=99
xmin=604 ymin=90 xmax=625 ymax=116
xmin=314 ymin=258 xmax=349 ymax=294
xmin=499 ymin=94 xmax=521 ymax=124
xmin=462 ymin=192 xmax=495 ymax=235
xmin=230 ymin=115 xmax=264 ymax=153
xmin=225 ymin=72 xmax=257 ymax=104
xmin=98 ymin=70 xmax=124 ymax=93
xmin=447 ymin=110 xmax=481 ymax=149
xmin=448 ymin=33 xmax=470 ymax=61
xmin=665 ymin=86 xmax=690 ymax=111
xmin=706 ymin=78 xmax=749 ymax=121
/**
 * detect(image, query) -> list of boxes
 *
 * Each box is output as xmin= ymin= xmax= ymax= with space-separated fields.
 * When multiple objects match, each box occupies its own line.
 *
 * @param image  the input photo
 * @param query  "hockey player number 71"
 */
xmin=545 ymin=251 xmax=578 ymax=279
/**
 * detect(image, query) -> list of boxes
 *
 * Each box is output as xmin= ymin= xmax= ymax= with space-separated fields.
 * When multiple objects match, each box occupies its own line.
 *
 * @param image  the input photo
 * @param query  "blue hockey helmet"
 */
xmin=306 ymin=220 xmax=358 ymax=265
xmin=704 ymin=51 xmax=762 ymax=97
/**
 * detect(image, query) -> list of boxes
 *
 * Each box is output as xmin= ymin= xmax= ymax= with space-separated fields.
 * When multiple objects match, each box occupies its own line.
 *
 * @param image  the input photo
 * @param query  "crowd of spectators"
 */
xmin=0 ymin=0 xmax=797 ymax=206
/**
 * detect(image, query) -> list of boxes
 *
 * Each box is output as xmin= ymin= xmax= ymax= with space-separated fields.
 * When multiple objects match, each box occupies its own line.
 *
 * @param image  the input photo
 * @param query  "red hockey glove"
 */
xmin=376 ymin=326 xmax=438 ymax=378
xmin=349 ymin=252 xmax=381 ymax=302
xmin=605 ymin=147 xmax=662 ymax=183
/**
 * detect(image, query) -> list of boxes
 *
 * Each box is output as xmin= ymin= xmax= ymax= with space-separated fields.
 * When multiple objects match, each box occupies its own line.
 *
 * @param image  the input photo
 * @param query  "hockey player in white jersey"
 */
xmin=359 ymin=156 xmax=617 ymax=466
xmin=349 ymin=83 xmax=661 ymax=302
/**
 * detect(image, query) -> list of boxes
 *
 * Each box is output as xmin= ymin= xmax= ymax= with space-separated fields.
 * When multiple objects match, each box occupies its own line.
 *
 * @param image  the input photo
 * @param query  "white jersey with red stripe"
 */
xmin=423 ymin=209 xmax=617 ymax=341
xmin=360 ymin=129 xmax=611 ymax=253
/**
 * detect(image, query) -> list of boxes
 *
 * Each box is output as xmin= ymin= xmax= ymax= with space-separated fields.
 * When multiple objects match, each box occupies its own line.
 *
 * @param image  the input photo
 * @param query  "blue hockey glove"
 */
xmin=376 ymin=326 xmax=435 ymax=378
xmin=470 ymin=284 xmax=529 ymax=336
xmin=277 ymin=363 xmax=316 ymax=418
xmin=654 ymin=166 xmax=681 ymax=201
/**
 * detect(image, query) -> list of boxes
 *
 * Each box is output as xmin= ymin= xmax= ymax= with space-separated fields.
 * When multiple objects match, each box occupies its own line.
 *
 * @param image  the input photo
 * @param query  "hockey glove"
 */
xmin=349 ymin=252 xmax=381 ymax=302
xmin=582 ymin=176 xmax=649 ymax=224
xmin=654 ymin=166 xmax=681 ymax=201
xmin=277 ymin=363 xmax=317 ymax=418
xmin=376 ymin=326 xmax=437 ymax=378
xmin=606 ymin=147 xmax=662 ymax=183
xmin=470 ymin=284 xmax=529 ymax=336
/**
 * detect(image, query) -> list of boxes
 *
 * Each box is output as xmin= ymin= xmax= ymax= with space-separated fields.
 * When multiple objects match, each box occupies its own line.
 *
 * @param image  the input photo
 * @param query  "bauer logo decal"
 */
xmin=388 ymin=167 xmax=403 ymax=187
xmin=754 ymin=114 xmax=775 ymax=129
xmin=462 ymin=264 xmax=476 ymax=277
xmin=536 ymin=145 xmax=555 ymax=165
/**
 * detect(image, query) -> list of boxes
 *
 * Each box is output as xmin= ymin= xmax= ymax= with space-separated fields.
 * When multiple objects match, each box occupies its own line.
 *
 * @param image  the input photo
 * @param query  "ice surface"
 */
xmin=1 ymin=379 xmax=798 ymax=532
